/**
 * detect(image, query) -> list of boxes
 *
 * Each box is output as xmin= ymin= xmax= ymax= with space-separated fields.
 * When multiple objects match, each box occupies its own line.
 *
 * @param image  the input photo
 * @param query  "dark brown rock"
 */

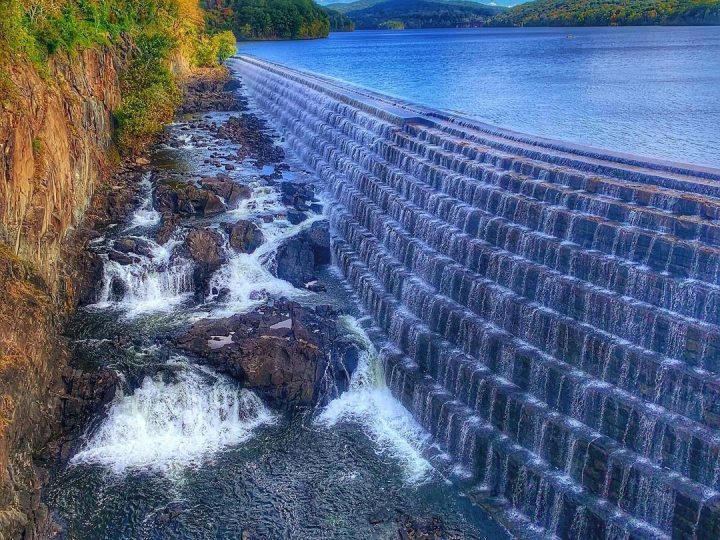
xmin=176 ymin=300 xmax=359 ymax=407
xmin=200 ymin=176 xmax=252 ymax=207
xmin=156 ymin=213 xmax=181 ymax=245
xmin=107 ymin=249 xmax=139 ymax=266
xmin=154 ymin=181 xmax=227 ymax=217
xmin=184 ymin=227 xmax=226 ymax=297
xmin=225 ymin=219 xmax=264 ymax=253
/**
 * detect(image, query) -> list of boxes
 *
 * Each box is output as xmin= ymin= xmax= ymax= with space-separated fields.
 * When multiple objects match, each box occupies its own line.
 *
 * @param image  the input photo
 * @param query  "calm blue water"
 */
xmin=239 ymin=27 xmax=720 ymax=168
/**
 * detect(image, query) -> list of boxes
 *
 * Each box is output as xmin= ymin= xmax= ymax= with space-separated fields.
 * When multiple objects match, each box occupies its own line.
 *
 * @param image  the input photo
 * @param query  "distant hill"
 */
xmin=324 ymin=6 xmax=357 ymax=30
xmin=204 ymin=0 xmax=332 ymax=39
xmin=490 ymin=0 xmax=720 ymax=26
xmin=327 ymin=0 xmax=504 ymax=28
xmin=322 ymin=0 xmax=519 ymax=7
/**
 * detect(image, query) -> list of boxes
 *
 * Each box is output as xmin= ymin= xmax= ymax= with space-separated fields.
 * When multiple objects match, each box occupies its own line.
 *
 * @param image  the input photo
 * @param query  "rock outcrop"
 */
xmin=274 ymin=221 xmax=331 ymax=287
xmin=184 ymin=227 xmax=226 ymax=297
xmin=225 ymin=219 xmax=264 ymax=253
xmin=176 ymin=300 xmax=360 ymax=407
xmin=154 ymin=181 xmax=227 ymax=216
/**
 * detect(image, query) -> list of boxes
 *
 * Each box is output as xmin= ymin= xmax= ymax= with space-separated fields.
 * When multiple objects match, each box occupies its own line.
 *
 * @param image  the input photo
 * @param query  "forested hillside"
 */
xmin=328 ymin=0 xmax=503 ymax=29
xmin=204 ymin=0 xmax=333 ymax=38
xmin=490 ymin=0 xmax=720 ymax=26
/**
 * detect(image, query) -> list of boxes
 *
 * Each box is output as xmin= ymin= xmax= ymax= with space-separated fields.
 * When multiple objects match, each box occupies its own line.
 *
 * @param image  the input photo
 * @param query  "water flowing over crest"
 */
xmin=234 ymin=55 xmax=720 ymax=540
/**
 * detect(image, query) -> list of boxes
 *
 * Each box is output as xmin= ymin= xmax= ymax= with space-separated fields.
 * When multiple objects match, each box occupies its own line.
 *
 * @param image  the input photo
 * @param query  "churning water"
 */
xmin=71 ymin=359 xmax=275 ymax=473
xmin=45 ymin=104 xmax=509 ymax=539
xmin=239 ymin=26 xmax=720 ymax=168
xmin=316 ymin=316 xmax=433 ymax=484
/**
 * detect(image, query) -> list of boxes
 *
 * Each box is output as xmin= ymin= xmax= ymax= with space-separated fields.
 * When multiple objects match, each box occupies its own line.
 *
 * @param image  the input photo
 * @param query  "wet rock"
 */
xmin=154 ymin=181 xmax=227 ymax=217
xmin=107 ymin=249 xmax=139 ymax=266
xmin=280 ymin=181 xmax=315 ymax=211
xmin=114 ymin=237 xmax=154 ymax=257
xmin=76 ymin=251 xmax=104 ymax=305
xmin=305 ymin=220 xmax=331 ymax=265
xmin=274 ymin=236 xmax=315 ymax=287
xmin=184 ymin=227 xmax=226 ymax=297
xmin=176 ymin=300 xmax=360 ymax=407
xmin=224 ymin=219 xmax=264 ymax=254
xmin=200 ymin=176 xmax=252 ymax=207
xmin=217 ymin=114 xmax=284 ymax=166
xmin=286 ymin=209 xmax=306 ymax=225
xmin=273 ymin=221 xmax=331 ymax=287
xmin=156 ymin=214 xmax=181 ymax=245
xmin=53 ymin=366 xmax=121 ymax=461
xmin=109 ymin=276 xmax=127 ymax=302
xmin=216 ymin=287 xmax=232 ymax=302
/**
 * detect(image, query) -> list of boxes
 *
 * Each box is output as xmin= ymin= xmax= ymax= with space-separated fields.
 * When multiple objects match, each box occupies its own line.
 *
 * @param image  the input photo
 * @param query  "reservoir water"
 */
xmin=239 ymin=27 xmax=720 ymax=168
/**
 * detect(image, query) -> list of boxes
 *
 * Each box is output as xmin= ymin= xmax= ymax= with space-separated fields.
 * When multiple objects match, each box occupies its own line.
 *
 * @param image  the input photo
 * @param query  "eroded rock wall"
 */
xmin=0 ymin=47 xmax=131 ymax=539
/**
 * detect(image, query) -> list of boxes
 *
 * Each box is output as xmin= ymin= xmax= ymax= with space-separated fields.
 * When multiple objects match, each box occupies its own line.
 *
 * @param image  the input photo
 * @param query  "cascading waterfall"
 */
xmin=233 ymin=56 xmax=720 ymax=539
xmin=71 ymin=358 xmax=275 ymax=473
xmin=207 ymin=183 xmax=323 ymax=316
xmin=95 ymin=237 xmax=194 ymax=317
xmin=316 ymin=315 xmax=433 ymax=484
xmin=93 ymin=174 xmax=194 ymax=316
xmin=127 ymin=174 xmax=161 ymax=230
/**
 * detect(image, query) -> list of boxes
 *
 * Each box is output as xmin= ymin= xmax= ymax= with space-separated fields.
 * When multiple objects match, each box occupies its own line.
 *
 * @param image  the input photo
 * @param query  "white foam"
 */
xmin=209 ymin=187 xmax=325 ymax=316
xmin=95 ymin=238 xmax=193 ymax=318
xmin=316 ymin=316 xmax=433 ymax=484
xmin=127 ymin=174 xmax=161 ymax=229
xmin=71 ymin=362 xmax=275 ymax=473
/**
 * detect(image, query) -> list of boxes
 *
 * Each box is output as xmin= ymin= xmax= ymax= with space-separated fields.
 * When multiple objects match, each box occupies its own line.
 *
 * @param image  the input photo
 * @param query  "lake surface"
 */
xmin=239 ymin=27 xmax=720 ymax=168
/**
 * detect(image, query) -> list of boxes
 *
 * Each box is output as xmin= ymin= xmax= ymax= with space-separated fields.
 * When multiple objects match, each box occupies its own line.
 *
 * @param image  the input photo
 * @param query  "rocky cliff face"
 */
xmin=0 ymin=46 xmax=139 ymax=539
xmin=0 ymin=48 xmax=125 ymax=285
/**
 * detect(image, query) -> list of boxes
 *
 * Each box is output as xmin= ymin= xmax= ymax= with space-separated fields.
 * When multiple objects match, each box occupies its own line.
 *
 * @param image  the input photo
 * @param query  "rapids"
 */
xmin=44 ymin=76 xmax=509 ymax=539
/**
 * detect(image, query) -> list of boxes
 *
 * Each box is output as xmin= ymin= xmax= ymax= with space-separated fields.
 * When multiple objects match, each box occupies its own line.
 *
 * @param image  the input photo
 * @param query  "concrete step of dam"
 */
xmin=232 ymin=55 xmax=720 ymax=539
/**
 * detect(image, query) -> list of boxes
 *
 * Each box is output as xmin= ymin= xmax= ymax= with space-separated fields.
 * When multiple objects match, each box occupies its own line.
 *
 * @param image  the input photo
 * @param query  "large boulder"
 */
xmin=113 ymin=237 xmax=155 ymax=257
xmin=224 ymin=219 xmax=264 ymax=254
xmin=154 ymin=181 xmax=226 ymax=217
xmin=200 ymin=176 xmax=252 ymax=207
xmin=184 ymin=227 xmax=226 ymax=297
xmin=273 ymin=221 xmax=331 ymax=287
xmin=176 ymin=301 xmax=360 ymax=407
xmin=280 ymin=181 xmax=315 ymax=211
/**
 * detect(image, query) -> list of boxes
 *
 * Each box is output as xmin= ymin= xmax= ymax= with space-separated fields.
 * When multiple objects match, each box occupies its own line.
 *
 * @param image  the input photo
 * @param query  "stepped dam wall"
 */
xmin=232 ymin=55 xmax=720 ymax=539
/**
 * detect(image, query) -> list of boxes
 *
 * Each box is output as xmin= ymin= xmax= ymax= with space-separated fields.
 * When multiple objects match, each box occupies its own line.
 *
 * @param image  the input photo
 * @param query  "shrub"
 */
xmin=114 ymin=31 xmax=181 ymax=153
xmin=214 ymin=31 xmax=236 ymax=62
xmin=193 ymin=31 xmax=236 ymax=67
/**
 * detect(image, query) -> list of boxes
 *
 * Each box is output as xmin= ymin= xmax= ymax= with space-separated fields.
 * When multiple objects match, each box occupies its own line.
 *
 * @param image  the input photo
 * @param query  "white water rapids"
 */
xmin=316 ymin=316 xmax=433 ymax=484
xmin=81 ymin=122 xmax=435 ymax=485
xmin=72 ymin=360 xmax=275 ymax=473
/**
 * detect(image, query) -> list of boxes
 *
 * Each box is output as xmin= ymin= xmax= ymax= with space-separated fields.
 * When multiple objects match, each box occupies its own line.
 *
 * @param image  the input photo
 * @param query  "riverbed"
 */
xmin=44 ymin=71 xmax=509 ymax=540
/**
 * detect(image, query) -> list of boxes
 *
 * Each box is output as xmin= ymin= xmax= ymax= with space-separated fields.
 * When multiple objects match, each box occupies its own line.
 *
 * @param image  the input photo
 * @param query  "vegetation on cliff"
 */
xmin=204 ymin=0 xmax=332 ymax=39
xmin=489 ymin=0 xmax=720 ymax=26
xmin=0 ymin=0 xmax=236 ymax=152
xmin=327 ymin=0 xmax=503 ymax=29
